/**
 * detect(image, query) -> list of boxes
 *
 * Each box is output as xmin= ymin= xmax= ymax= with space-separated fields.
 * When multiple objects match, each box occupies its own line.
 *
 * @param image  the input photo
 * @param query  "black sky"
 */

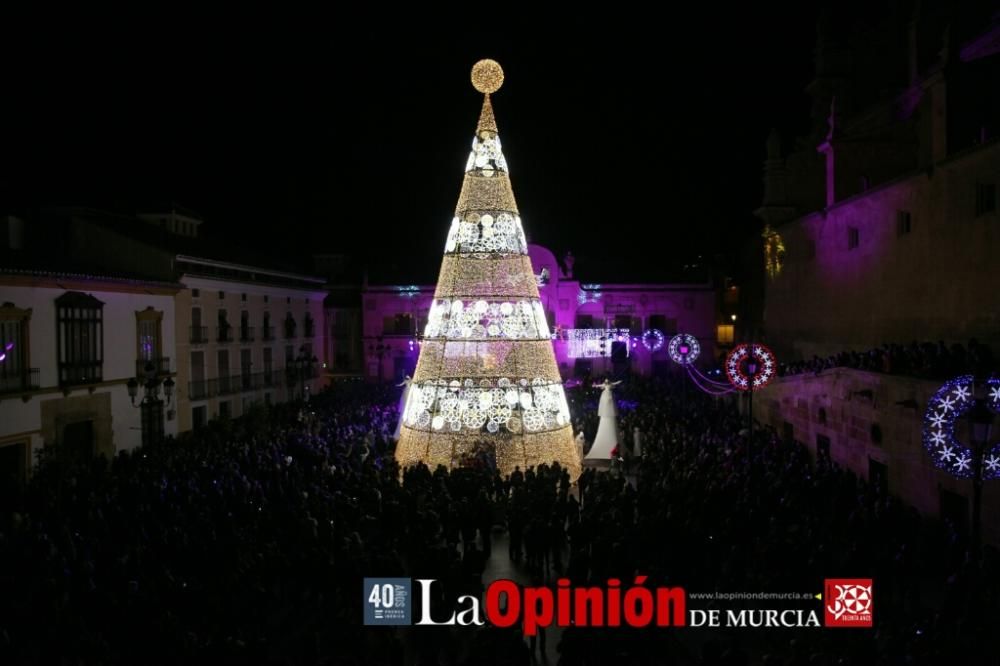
xmin=0 ymin=10 xmax=818 ymax=281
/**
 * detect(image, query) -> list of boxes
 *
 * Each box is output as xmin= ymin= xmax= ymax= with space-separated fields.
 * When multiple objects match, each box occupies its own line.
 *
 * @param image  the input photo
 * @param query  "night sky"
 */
xmin=1 ymin=11 xmax=818 ymax=281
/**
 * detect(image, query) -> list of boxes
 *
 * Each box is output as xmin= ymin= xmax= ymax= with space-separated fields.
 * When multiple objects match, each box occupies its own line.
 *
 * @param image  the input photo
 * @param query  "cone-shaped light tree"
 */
xmin=395 ymin=60 xmax=581 ymax=479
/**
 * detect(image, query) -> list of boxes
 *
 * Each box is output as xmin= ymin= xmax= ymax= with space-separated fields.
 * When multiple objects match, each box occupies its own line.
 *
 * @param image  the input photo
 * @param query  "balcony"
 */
xmin=59 ymin=361 xmax=103 ymax=387
xmin=190 ymin=326 xmax=209 ymax=344
xmin=262 ymin=326 xmax=275 ymax=341
xmin=217 ymin=326 xmax=234 ymax=344
xmin=240 ymin=326 xmax=255 ymax=343
xmin=136 ymin=357 xmax=171 ymax=377
xmin=0 ymin=368 xmax=40 ymax=394
xmin=189 ymin=379 xmax=209 ymax=400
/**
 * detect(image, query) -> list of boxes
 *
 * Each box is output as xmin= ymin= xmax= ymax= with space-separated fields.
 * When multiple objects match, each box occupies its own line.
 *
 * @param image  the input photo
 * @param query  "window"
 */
xmin=0 ymin=302 xmax=35 ymax=392
xmin=284 ymin=313 xmax=297 ymax=339
xmin=190 ymin=351 xmax=206 ymax=399
xmin=575 ymin=314 xmax=594 ymax=328
xmin=241 ymin=293 xmax=247 ymax=302
xmin=218 ymin=291 xmax=225 ymax=299
xmin=240 ymin=311 xmax=253 ymax=342
xmin=264 ymin=295 xmax=269 ymax=303
xmin=217 ymin=309 xmax=232 ymax=343
xmin=975 ymin=182 xmax=996 ymax=216
xmin=56 ymin=292 xmax=104 ymax=386
xmin=191 ymin=288 xmax=200 ymax=298
xmin=135 ymin=308 xmax=164 ymax=375
xmin=263 ymin=347 xmax=273 ymax=385
xmin=716 ymin=324 xmax=734 ymax=345
xmin=896 ymin=211 xmax=912 ymax=236
xmin=390 ymin=313 xmax=413 ymax=335
xmin=648 ymin=315 xmax=676 ymax=335
xmin=262 ymin=312 xmax=273 ymax=340
xmin=192 ymin=406 xmax=207 ymax=429
xmin=818 ymin=407 xmax=827 ymax=425
xmin=219 ymin=401 xmax=231 ymax=420
xmin=870 ymin=423 xmax=883 ymax=445
xmin=287 ymin=297 xmax=291 ymax=304
xmin=304 ymin=312 xmax=316 ymax=337
xmin=816 ymin=434 xmax=831 ymax=459
xmin=847 ymin=227 xmax=859 ymax=250
xmin=141 ymin=400 xmax=164 ymax=446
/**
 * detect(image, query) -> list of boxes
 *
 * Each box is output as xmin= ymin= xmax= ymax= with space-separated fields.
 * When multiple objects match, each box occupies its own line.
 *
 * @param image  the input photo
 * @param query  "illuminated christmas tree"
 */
xmin=395 ymin=60 xmax=581 ymax=479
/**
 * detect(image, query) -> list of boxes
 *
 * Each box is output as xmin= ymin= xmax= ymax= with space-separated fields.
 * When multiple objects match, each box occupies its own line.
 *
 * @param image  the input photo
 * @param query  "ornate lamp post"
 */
xmin=127 ymin=363 xmax=174 ymax=445
xmin=290 ymin=346 xmax=317 ymax=402
xmin=969 ymin=396 xmax=994 ymax=562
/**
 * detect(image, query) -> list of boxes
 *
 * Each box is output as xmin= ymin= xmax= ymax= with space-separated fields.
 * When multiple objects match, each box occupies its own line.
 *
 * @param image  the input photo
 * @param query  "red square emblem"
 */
xmin=824 ymin=579 xmax=873 ymax=627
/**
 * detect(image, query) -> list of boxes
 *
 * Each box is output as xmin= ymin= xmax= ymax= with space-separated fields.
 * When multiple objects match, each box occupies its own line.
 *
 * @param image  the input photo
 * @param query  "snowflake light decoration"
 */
xmin=641 ymin=328 xmax=665 ymax=352
xmin=724 ymin=343 xmax=776 ymax=391
xmin=921 ymin=375 xmax=1000 ymax=480
xmin=667 ymin=333 xmax=700 ymax=365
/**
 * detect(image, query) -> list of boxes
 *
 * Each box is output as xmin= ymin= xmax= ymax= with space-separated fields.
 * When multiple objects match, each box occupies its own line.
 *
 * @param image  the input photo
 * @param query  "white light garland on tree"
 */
xmin=395 ymin=60 xmax=580 ymax=479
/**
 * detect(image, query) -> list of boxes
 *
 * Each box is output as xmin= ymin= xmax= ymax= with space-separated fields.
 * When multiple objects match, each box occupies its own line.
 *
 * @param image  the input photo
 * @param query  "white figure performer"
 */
xmin=575 ymin=430 xmax=586 ymax=463
xmin=633 ymin=426 xmax=642 ymax=457
xmin=585 ymin=379 xmax=622 ymax=460
xmin=393 ymin=375 xmax=413 ymax=441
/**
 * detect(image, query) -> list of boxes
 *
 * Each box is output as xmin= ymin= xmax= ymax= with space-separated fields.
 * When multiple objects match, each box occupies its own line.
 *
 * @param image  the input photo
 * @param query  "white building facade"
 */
xmin=0 ymin=270 xmax=180 ymax=482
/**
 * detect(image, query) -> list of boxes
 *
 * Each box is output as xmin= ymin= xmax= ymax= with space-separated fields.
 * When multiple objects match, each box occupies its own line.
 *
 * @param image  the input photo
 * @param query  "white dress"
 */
xmin=586 ymin=381 xmax=620 ymax=460
xmin=393 ymin=377 xmax=412 ymax=441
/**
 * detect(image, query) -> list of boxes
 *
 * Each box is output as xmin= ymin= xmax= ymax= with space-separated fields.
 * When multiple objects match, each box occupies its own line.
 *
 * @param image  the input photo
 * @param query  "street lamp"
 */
xmin=127 ymin=363 xmax=174 ymax=446
xmin=369 ymin=337 xmax=389 ymax=382
xmin=290 ymin=346 xmax=317 ymax=402
xmin=969 ymin=396 xmax=993 ymax=562
xmin=127 ymin=362 xmax=175 ymax=407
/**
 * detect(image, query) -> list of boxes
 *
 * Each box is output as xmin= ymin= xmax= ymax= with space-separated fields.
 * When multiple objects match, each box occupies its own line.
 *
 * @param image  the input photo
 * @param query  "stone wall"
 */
xmin=757 ymin=368 xmax=1000 ymax=546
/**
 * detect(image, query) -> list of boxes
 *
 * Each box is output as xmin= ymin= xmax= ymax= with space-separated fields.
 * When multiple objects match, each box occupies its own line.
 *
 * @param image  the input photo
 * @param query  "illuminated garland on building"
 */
xmin=567 ymin=328 xmax=630 ymax=359
xmin=922 ymin=375 xmax=1000 ymax=480
xmin=762 ymin=225 xmax=786 ymax=279
xmin=725 ymin=343 xmax=776 ymax=391
xmin=641 ymin=328 xmax=665 ymax=352
xmin=667 ymin=333 xmax=700 ymax=365
xmin=395 ymin=60 xmax=580 ymax=479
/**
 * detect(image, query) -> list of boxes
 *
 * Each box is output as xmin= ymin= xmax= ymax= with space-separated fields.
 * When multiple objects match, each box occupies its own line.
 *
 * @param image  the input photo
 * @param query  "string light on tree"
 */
xmin=667 ymin=333 xmax=700 ymax=365
xmin=394 ymin=60 xmax=580 ymax=479
xmin=921 ymin=375 xmax=1000 ymax=479
xmin=725 ymin=343 xmax=776 ymax=391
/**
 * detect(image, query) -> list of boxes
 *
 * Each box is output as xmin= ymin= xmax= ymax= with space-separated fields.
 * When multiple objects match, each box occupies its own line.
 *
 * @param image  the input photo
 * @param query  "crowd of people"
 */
xmin=778 ymin=339 xmax=996 ymax=380
xmin=0 ymin=377 xmax=996 ymax=664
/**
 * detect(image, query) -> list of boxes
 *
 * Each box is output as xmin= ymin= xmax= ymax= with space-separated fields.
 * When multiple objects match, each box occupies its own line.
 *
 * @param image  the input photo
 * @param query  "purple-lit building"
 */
xmin=352 ymin=243 xmax=717 ymax=382
xmin=755 ymin=9 xmax=1000 ymax=544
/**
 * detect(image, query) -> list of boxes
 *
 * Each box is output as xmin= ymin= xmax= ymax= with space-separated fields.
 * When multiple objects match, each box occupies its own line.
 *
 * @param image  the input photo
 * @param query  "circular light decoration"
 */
xmin=471 ymin=59 xmax=504 ymax=94
xmin=725 ymin=343 xmax=776 ymax=391
xmin=641 ymin=329 xmax=665 ymax=352
xmin=922 ymin=375 xmax=1000 ymax=480
xmin=667 ymin=333 xmax=701 ymax=365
